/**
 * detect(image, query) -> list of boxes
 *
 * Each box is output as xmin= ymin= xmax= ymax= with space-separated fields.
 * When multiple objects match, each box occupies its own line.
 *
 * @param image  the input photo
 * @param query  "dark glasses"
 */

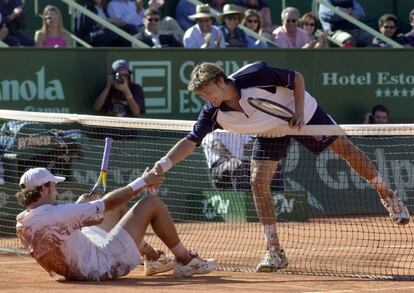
xmin=286 ymin=19 xmax=297 ymax=24
xmin=383 ymin=25 xmax=396 ymax=29
xmin=147 ymin=18 xmax=160 ymax=22
xmin=247 ymin=19 xmax=258 ymax=24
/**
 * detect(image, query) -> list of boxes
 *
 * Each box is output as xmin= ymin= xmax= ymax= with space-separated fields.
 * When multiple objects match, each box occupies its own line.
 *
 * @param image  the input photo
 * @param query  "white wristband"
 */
xmin=127 ymin=177 xmax=146 ymax=192
xmin=157 ymin=156 xmax=173 ymax=173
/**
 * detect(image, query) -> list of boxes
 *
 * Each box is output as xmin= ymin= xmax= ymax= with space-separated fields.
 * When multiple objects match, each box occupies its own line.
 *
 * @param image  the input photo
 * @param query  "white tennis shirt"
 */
xmin=187 ymin=61 xmax=318 ymax=144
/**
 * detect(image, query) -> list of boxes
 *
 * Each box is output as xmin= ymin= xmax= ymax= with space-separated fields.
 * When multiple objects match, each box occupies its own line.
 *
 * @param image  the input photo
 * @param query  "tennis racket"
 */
xmin=89 ymin=137 xmax=113 ymax=196
xmin=247 ymin=97 xmax=294 ymax=122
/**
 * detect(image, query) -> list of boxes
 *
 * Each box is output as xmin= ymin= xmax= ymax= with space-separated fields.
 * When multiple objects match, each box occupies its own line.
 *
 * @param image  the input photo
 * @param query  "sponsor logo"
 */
xmin=322 ymin=72 xmax=414 ymax=98
xmin=17 ymin=135 xmax=52 ymax=149
xmin=0 ymin=67 xmax=65 ymax=102
xmin=130 ymin=61 xmax=172 ymax=113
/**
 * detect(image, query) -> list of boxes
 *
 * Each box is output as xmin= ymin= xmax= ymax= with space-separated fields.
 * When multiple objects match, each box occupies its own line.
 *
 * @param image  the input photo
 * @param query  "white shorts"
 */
xmin=82 ymin=225 xmax=142 ymax=280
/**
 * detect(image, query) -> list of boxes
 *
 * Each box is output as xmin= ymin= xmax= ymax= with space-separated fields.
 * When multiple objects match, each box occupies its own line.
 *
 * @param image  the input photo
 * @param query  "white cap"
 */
xmin=19 ymin=168 xmax=65 ymax=191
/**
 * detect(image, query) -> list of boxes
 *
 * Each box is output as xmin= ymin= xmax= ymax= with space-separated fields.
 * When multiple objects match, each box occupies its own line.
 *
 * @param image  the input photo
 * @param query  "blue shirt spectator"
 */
xmin=318 ymin=0 xmax=372 ymax=47
xmin=0 ymin=0 xmax=34 ymax=46
xmin=175 ymin=0 xmax=195 ymax=30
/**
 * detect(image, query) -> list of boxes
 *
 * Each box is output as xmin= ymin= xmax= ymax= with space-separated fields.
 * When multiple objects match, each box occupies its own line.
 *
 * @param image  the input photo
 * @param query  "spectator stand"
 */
xmin=312 ymin=0 xmax=404 ymax=48
xmin=32 ymin=0 xmax=149 ymax=48
xmin=187 ymin=0 xmax=279 ymax=47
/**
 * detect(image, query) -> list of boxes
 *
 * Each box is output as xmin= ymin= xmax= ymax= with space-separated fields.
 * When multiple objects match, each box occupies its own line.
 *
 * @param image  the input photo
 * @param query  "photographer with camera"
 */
xmin=94 ymin=59 xmax=145 ymax=117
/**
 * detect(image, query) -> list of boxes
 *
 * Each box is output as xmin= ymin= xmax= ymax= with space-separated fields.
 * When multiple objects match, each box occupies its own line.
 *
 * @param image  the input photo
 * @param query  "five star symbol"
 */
xmin=374 ymin=87 xmax=414 ymax=97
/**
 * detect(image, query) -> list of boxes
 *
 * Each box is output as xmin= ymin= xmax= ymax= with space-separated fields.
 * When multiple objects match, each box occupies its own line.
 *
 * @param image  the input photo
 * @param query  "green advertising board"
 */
xmin=0 ymin=49 xmax=413 ymax=123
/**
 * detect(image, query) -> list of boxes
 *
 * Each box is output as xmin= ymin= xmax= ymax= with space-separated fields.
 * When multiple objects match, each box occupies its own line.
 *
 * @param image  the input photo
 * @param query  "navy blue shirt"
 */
xmin=186 ymin=62 xmax=295 ymax=145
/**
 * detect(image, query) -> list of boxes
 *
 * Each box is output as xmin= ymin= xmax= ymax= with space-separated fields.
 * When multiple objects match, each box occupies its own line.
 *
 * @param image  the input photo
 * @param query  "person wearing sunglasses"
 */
xmin=217 ymin=4 xmax=248 ymax=48
xmin=134 ymin=8 xmax=181 ymax=48
xmin=272 ymin=7 xmax=312 ymax=48
xmin=299 ymin=12 xmax=329 ymax=48
xmin=241 ymin=9 xmax=268 ymax=48
xmin=372 ymin=13 xmax=411 ymax=48
xmin=183 ymin=4 xmax=225 ymax=48
xmin=234 ymin=0 xmax=274 ymax=35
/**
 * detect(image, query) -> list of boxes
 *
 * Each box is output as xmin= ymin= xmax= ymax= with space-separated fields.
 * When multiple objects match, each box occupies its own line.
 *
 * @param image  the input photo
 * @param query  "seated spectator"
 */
xmin=175 ymin=0 xmax=195 ymax=30
xmin=183 ymin=4 xmax=225 ymax=48
xmin=144 ymin=0 xmax=184 ymax=45
xmin=0 ymin=0 xmax=34 ymax=46
xmin=176 ymin=0 xmax=225 ymax=32
xmin=202 ymin=131 xmax=284 ymax=191
xmin=234 ymin=0 xmax=274 ymax=35
xmin=241 ymin=9 xmax=268 ymax=48
xmin=134 ymin=8 xmax=181 ymax=48
xmin=34 ymin=5 xmax=72 ymax=48
xmin=364 ymin=104 xmax=389 ymax=124
xmin=272 ymin=7 xmax=312 ymax=48
xmin=405 ymin=9 xmax=414 ymax=40
xmin=75 ymin=0 xmax=138 ymax=47
xmin=299 ymin=12 xmax=329 ymax=48
xmin=318 ymin=0 xmax=372 ymax=47
xmin=217 ymin=4 xmax=248 ymax=48
xmin=107 ymin=0 xmax=143 ymax=35
xmin=372 ymin=13 xmax=411 ymax=48
xmin=94 ymin=59 xmax=145 ymax=117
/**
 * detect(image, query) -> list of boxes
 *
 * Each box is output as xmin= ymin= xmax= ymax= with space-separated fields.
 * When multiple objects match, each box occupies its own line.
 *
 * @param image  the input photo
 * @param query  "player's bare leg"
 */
xmin=117 ymin=195 xmax=216 ymax=277
xmin=96 ymin=203 xmax=169 ymax=274
xmin=329 ymin=136 xmax=410 ymax=225
xmin=250 ymin=159 xmax=288 ymax=272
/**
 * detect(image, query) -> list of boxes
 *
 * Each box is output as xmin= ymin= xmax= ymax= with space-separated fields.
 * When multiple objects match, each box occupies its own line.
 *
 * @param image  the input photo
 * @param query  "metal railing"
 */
xmin=187 ymin=0 xmax=278 ymax=47
xmin=34 ymin=0 xmax=149 ymax=48
xmin=0 ymin=40 xmax=9 ymax=48
xmin=312 ymin=0 xmax=403 ymax=48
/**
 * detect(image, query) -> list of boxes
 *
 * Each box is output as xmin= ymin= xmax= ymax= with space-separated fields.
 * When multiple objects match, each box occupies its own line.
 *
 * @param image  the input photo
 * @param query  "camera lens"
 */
xmin=115 ymin=72 xmax=124 ymax=83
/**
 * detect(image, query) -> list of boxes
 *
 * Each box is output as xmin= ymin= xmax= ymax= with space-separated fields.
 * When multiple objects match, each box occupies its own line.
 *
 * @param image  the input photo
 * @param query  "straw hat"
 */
xmin=189 ymin=4 xmax=214 ymax=20
xmin=217 ymin=4 xmax=244 ymax=24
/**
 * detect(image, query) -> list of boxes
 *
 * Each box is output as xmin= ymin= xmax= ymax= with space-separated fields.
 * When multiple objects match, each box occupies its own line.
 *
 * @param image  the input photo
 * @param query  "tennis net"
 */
xmin=0 ymin=110 xmax=413 ymax=279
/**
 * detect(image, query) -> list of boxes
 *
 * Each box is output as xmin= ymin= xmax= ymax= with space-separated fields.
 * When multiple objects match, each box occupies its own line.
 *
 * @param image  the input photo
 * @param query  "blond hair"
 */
xmin=41 ymin=5 xmax=64 ymax=35
xmin=188 ymin=63 xmax=226 ymax=92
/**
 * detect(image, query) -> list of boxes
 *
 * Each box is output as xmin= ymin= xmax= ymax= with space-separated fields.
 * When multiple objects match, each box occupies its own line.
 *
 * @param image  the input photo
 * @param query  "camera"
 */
xmin=114 ymin=72 xmax=124 ymax=84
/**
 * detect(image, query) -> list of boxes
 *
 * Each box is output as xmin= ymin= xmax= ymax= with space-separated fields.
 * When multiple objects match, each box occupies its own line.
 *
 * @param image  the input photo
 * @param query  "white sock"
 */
xmin=262 ymin=224 xmax=279 ymax=249
xmin=170 ymin=242 xmax=188 ymax=259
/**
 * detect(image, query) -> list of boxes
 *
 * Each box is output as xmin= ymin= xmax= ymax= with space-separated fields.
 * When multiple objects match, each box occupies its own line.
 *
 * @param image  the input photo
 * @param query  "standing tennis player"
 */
xmin=15 ymin=167 xmax=216 ymax=280
xmin=152 ymin=61 xmax=410 ymax=272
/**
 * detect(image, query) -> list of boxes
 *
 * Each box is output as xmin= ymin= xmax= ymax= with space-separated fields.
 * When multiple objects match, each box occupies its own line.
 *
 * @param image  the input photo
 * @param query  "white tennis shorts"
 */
xmin=81 ymin=224 xmax=142 ymax=280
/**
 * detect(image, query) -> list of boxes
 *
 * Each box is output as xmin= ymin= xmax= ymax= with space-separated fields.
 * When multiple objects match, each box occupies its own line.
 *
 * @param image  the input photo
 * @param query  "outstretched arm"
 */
xmin=102 ymin=170 xmax=164 ymax=211
xmin=152 ymin=137 xmax=197 ymax=175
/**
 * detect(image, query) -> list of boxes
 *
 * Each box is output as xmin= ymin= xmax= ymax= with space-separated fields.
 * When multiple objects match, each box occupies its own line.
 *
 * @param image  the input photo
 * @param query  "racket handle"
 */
xmin=101 ymin=137 xmax=113 ymax=172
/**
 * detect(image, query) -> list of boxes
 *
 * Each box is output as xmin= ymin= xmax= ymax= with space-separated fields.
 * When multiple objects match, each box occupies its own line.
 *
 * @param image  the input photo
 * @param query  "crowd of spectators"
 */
xmin=1 ymin=0 xmax=413 ymax=49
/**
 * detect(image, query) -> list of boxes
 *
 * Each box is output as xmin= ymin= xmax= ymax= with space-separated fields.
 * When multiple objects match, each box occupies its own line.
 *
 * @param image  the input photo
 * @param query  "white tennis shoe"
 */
xmin=381 ymin=191 xmax=410 ymax=225
xmin=173 ymin=252 xmax=217 ymax=277
xmin=144 ymin=252 xmax=175 ymax=276
xmin=256 ymin=248 xmax=289 ymax=272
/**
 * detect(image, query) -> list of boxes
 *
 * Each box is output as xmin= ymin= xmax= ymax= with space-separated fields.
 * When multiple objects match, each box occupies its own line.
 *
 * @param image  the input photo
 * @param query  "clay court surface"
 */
xmin=1 ymin=253 xmax=414 ymax=293
xmin=1 ymin=217 xmax=414 ymax=292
